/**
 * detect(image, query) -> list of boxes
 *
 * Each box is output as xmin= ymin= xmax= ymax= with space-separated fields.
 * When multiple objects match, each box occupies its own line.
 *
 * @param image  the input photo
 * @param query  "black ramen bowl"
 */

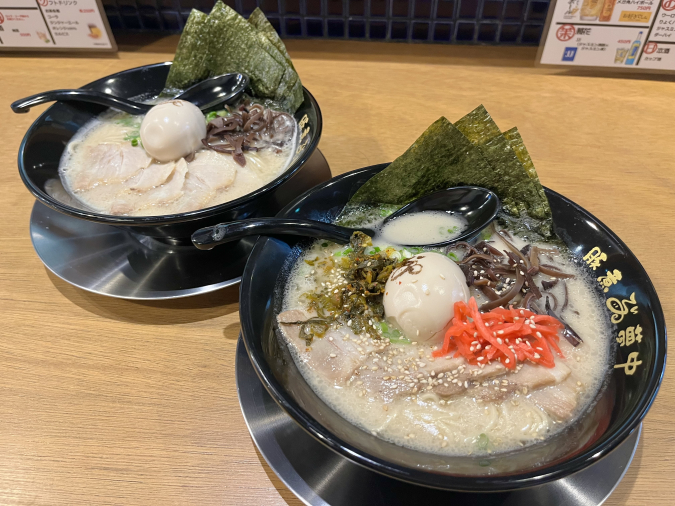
xmin=17 ymin=62 xmax=322 ymax=240
xmin=240 ymin=164 xmax=666 ymax=492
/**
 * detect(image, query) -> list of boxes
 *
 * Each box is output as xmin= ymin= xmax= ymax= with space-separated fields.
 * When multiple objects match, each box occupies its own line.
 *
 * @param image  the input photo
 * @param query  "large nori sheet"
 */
xmin=341 ymin=110 xmax=554 ymax=238
xmin=453 ymin=104 xmax=502 ymax=145
xmin=165 ymin=9 xmax=210 ymax=90
xmin=208 ymin=2 xmax=286 ymax=98
xmin=340 ymin=116 xmax=551 ymax=228
xmin=165 ymin=2 xmax=303 ymax=112
xmin=504 ymin=127 xmax=538 ymax=183
xmin=248 ymin=7 xmax=294 ymax=70
xmin=454 ymin=105 xmax=552 ymax=222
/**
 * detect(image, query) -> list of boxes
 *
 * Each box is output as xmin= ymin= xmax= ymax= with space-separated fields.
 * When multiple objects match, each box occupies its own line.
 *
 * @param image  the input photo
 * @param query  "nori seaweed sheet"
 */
xmin=248 ymin=8 xmax=294 ymax=70
xmin=340 ymin=116 xmax=547 ymax=228
xmin=503 ymin=127 xmax=538 ymax=183
xmin=208 ymin=2 xmax=286 ymax=98
xmin=340 ymin=110 xmax=554 ymax=238
xmin=454 ymin=105 xmax=552 ymax=233
xmin=453 ymin=104 xmax=502 ymax=145
xmin=165 ymin=10 xmax=210 ymax=91
xmin=165 ymin=2 xmax=303 ymax=112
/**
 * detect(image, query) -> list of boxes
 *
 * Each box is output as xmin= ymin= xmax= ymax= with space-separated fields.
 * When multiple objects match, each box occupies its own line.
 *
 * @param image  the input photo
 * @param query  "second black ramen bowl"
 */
xmin=239 ymin=164 xmax=666 ymax=492
xmin=17 ymin=62 xmax=322 ymax=240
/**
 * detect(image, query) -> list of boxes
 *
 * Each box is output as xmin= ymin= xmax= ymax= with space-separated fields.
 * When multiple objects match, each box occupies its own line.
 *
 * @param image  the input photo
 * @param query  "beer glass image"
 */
xmin=614 ymin=48 xmax=628 ymax=64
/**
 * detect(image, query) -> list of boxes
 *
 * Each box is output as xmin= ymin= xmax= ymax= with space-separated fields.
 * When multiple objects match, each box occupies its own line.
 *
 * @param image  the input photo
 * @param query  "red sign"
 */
xmin=556 ymin=24 xmax=576 ymax=42
xmin=0 ymin=12 xmax=4 ymax=24
xmin=664 ymin=0 xmax=675 ymax=11
xmin=644 ymin=42 xmax=658 ymax=54
xmin=37 ymin=0 xmax=48 ymax=6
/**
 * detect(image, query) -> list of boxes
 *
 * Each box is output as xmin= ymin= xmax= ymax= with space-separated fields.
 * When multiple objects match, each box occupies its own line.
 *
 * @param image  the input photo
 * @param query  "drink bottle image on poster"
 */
xmin=0 ymin=0 xmax=115 ymax=51
xmin=538 ymin=0 xmax=675 ymax=71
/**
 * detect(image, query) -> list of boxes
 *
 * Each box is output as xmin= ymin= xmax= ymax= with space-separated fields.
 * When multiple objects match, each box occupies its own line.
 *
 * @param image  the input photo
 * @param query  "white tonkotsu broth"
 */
xmin=278 ymin=222 xmax=611 ymax=457
xmin=379 ymin=211 xmax=467 ymax=245
xmin=56 ymin=108 xmax=297 ymax=217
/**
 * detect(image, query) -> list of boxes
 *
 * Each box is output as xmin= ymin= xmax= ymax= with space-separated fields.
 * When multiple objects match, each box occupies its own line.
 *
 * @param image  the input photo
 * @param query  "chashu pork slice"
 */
xmin=188 ymin=150 xmax=237 ymax=191
xmin=277 ymin=310 xmax=379 ymax=385
xmin=127 ymin=160 xmax=177 ymax=192
xmin=136 ymin=158 xmax=188 ymax=208
xmin=432 ymin=359 xmax=571 ymax=402
xmin=529 ymin=377 xmax=579 ymax=421
xmin=110 ymin=158 xmax=188 ymax=215
xmin=71 ymin=143 xmax=151 ymax=191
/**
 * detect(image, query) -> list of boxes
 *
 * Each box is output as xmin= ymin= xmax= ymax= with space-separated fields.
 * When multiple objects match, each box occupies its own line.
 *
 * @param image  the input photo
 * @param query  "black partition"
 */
xmin=102 ymin=0 xmax=550 ymax=44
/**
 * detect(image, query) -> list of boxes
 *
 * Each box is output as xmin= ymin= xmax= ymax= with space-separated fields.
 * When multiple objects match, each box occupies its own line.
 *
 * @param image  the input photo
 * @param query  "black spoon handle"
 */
xmin=192 ymin=218 xmax=374 ymax=250
xmin=11 ymin=89 xmax=152 ymax=115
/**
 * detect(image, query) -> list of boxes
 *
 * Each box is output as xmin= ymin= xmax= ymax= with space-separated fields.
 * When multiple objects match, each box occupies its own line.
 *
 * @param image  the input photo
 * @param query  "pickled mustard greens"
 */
xmin=339 ymin=106 xmax=553 ymax=238
xmin=166 ymin=2 xmax=303 ymax=113
xmin=292 ymin=232 xmax=399 ymax=345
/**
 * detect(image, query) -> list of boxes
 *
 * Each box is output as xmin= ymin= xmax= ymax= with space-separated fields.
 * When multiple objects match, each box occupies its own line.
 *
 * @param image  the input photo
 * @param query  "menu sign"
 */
xmin=0 ymin=0 xmax=115 ymax=51
xmin=538 ymin=0 xmax=675 ymax=71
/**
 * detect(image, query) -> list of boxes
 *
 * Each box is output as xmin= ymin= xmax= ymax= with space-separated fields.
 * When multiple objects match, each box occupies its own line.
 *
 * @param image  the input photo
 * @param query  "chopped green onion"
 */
xmin=131 ymin=138 xmax=138 ymax=147
xmin=477 ymin=433 xmax=489 ymax=450
xmin=375 ymin=321 xmax=411 ymax=344
xmin=447 ymin=252 xmax=459 ymax=261
xmin=321 ymin=242 xmax=329 ymax=247
xmin=478 ymin=228 xmax=492 ymax=241
xmin=206 ymin=111 xmax=218 ymax=122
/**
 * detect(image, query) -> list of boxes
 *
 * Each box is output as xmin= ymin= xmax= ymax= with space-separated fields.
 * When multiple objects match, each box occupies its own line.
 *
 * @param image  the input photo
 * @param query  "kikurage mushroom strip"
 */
xmin=454 ymin=231 xmax=576 ymax=313
xmin=201 ymin=102 xmax=296 ymax=167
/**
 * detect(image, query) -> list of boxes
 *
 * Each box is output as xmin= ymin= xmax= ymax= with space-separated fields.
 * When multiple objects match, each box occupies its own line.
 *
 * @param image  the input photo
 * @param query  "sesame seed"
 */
xmin=329 ymin=353 xmax=336 ymax=358
xmin=497 ymin=338 xmax=503 ymax=344
xmin=505 ymin=358 xmax=510 ymax=364
xmin=439 ymin=274 xmax=446 ymax=280
xmin=497 ymin=330 xmax=504 ymax=335
xmin=347 ymin=320 xmax=352 ymax=326
xmin=536 ymin=332 xmax=542 ymax=338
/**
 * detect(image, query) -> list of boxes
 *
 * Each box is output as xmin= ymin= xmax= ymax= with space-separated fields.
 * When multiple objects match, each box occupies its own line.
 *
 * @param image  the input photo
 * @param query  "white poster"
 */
xmin=0 ymin=0 xmax=115 ymax=51
xmin=538 ymin=0 xmax=675 ymax=71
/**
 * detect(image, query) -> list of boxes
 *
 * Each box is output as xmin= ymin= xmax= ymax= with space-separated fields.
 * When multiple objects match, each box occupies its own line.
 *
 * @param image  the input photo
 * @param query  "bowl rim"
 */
xmin=240 ymin=163 xmax=667 ymax=492
xmin=17 ymin=61 xmax=323 ymax=226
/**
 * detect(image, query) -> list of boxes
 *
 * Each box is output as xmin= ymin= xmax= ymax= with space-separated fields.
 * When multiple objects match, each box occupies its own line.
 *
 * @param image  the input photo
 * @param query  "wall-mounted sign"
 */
xmin=537 ymin=0 xmax=675 ymax=71
xmin=0 ymin=0 xmax=115 ymax=51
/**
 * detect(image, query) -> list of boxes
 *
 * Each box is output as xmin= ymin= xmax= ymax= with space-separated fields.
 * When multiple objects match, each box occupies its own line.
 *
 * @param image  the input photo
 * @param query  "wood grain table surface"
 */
xmin=0 ymin=36 xmax=672 ymax=505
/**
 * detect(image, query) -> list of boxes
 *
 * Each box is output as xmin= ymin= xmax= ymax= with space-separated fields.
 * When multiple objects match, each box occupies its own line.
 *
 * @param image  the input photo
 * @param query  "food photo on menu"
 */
xmin=1 ymin=0 xmax=670 ymax=505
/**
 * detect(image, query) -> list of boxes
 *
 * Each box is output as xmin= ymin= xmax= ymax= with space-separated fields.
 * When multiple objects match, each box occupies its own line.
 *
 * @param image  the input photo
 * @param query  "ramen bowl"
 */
xmin=17 ymin=62 xmax=322 ymax=240
xmin=239 ymin=164 xmax=666 ymax=491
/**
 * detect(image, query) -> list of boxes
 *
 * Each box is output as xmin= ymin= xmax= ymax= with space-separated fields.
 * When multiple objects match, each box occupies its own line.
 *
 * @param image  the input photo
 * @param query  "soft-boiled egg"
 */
xmin=383 ymin=252 xmax=469 ymax=342
xmin=140 ymin=100 xmax=206 ymax=162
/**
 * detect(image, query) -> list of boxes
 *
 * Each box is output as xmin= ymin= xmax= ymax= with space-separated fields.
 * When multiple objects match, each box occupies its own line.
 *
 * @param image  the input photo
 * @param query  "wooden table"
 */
xmin=0 ymin=36 xmax=673 ymax=505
